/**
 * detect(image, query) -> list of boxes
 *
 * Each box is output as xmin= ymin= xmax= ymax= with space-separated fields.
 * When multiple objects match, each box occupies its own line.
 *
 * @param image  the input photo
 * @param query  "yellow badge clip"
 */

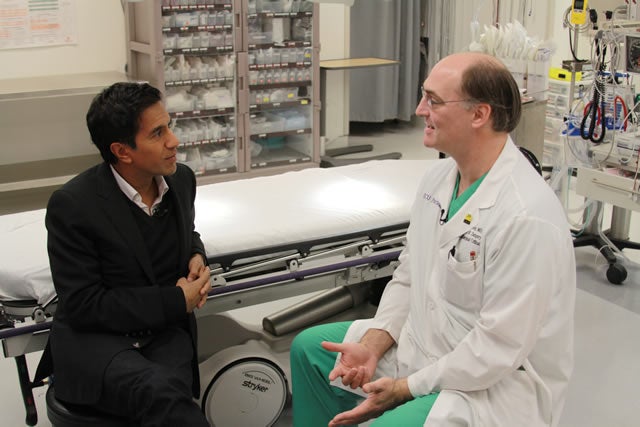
xmin=463 ymin=214 xmax=472 ymax=225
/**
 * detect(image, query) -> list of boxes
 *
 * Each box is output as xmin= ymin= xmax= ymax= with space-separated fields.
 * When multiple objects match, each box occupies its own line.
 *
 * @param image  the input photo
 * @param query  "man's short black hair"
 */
xmin=86 ymin=82 xmax=163 ymax=164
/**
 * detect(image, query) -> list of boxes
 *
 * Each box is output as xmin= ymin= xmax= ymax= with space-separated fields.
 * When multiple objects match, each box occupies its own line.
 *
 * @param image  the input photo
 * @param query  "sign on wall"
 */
xmin=0 ymin=0 xmax=76 ymax=50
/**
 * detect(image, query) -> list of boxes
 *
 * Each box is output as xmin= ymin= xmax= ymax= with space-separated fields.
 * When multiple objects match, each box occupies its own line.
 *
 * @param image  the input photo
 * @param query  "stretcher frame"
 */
xmin=1 ymin=158 xmax=433 ymax=424
xmin=0 ymin=220 xmax=408 ymax=425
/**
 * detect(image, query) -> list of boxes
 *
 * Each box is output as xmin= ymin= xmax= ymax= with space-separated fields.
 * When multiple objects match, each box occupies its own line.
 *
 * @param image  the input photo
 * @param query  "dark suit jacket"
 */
xmin=35 ymin=163 xmax=206 ymax=405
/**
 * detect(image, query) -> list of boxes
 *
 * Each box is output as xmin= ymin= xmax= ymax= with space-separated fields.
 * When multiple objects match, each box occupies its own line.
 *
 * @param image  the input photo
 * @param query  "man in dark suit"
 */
xmin=35 ymin=82 xmax=211 ymax=426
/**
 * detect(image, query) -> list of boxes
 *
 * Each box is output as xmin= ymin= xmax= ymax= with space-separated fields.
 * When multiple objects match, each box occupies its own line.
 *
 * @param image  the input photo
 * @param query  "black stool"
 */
xmin=46 ymin=385 xmax=134 ymax=427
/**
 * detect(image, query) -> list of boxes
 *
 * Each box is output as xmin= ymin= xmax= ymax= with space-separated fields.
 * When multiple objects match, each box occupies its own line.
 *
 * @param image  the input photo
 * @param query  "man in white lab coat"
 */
xmin=290 ymin=52 xmax=576 ymax=427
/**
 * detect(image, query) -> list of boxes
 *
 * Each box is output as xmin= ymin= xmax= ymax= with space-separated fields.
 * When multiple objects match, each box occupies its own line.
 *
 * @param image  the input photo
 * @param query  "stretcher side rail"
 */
xmin=203 ymin=243 xmax=404 ymax=315
xmin=210 ymin=227 xmax=407 ymax=289
xmin=0 ymin=244 xmax=403 ymax=356
xmin=1 ymin=295 xmax=57 ymax=357
xmin=208 ymin=222 xmax=408 ymax=273
xmin=0 ymin=223 xmax=408 ymax=348
xmin=1 ymin=299 xmax=56 ymax=322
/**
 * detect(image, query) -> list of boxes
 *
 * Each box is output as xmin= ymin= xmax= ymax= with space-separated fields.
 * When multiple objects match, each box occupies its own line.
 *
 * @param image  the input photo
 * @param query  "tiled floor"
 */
xmin=1 ymin=119 xmax=639 ymax=426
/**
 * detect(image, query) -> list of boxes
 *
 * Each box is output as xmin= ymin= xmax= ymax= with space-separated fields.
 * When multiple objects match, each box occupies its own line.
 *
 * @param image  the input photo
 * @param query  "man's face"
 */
xmin=415 ymin=57 xmax=475 ymax=155
xmin=128 ymin=101 xmax=179 ymax=177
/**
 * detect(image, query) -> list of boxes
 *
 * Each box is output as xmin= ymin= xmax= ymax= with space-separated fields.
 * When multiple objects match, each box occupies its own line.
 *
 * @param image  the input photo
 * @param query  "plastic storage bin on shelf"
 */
xmin=126 ymin=0 xmax=320 ymax=182
xmin=245 ymin=0 xmax=316 ymax=169
xmin=159 ymin=1 xmax=238 ymax=178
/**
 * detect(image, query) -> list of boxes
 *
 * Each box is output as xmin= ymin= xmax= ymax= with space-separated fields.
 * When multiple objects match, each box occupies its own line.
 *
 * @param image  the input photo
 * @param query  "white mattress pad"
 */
xmin=0 ymin=159 xmax=434 ymax=304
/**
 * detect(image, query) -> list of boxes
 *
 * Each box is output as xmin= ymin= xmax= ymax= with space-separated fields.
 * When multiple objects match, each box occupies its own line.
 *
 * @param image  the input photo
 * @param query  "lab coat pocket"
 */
xmin=442 ymin=255 xmax=482 ymax=310
xmin=485 ymin=370 xmax=543 ymax=426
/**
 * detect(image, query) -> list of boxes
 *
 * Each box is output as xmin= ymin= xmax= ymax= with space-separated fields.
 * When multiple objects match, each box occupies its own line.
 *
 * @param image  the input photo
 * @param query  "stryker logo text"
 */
xmin=242 ymin=380 xmax=269 ymax=392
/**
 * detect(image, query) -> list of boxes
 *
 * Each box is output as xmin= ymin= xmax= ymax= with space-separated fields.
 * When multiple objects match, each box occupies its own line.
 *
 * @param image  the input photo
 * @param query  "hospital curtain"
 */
xmin=348 ymin=0 xmax=421 ymax=123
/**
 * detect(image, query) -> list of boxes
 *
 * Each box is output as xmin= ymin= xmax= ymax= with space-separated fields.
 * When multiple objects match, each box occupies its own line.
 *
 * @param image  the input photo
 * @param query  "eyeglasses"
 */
xmin=420 ymin=87 xmax=474 ymax=108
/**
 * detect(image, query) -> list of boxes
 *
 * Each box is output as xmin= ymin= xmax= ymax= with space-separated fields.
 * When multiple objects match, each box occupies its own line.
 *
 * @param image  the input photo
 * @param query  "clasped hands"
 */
xmin=322 ymin=340 xmax=412 ymax=427
xmin=177 ymin=254 xmax=211 ymax=312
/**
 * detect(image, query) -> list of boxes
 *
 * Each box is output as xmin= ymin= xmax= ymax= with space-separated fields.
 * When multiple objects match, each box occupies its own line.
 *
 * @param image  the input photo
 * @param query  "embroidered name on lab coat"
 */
xmin=461 ymin=227 xmax=483 ymax=247
xmin=422 ymin=192 xmax=443 ymax=212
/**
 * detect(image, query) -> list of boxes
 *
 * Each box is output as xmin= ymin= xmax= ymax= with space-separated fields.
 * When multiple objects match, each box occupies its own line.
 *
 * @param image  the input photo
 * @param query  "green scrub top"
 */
xmin=447 ymin=171 xmax=488 ymax=222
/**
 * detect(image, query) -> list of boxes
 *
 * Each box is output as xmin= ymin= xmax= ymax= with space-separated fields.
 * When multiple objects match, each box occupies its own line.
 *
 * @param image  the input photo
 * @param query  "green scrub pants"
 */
xmin=290 ymin=321 xmax=438 ymax=427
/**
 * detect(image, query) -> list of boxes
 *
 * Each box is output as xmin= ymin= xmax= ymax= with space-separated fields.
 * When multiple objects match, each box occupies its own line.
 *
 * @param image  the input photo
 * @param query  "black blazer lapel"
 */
xmin=96 ymin=163 xmax=157 ymax=284
xmin=165 ymin=173 xmax=188 ymax=268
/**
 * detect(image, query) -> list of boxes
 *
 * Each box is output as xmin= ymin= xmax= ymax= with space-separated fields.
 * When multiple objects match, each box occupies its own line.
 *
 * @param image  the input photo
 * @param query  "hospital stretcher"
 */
xmin=0 ymin=159 xmax=433 ymax=426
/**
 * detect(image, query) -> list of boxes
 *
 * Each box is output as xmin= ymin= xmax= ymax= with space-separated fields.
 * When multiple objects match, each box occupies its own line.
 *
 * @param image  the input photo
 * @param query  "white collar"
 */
xmin=110 ymin=165 xmax=169 ymax=215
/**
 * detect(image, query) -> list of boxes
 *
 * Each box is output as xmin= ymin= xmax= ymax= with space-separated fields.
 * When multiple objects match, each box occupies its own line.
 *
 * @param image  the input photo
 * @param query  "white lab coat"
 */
xmin=338 ymin=140 xmax=576 ymax=427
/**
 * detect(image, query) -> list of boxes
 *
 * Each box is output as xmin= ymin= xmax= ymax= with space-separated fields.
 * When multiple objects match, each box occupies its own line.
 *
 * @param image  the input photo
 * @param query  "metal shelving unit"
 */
xmin=125 ymin=0 xmax=320 ymax=184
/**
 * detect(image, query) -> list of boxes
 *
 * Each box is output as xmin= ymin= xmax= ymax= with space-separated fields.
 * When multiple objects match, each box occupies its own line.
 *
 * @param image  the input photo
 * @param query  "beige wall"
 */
xmin=0 ymin=0 xmax=126 ymax=80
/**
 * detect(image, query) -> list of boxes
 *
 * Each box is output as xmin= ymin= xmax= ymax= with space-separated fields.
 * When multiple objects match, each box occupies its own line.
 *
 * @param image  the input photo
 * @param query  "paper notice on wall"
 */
xmin=0 ymin=0 xmax=77 ymax=50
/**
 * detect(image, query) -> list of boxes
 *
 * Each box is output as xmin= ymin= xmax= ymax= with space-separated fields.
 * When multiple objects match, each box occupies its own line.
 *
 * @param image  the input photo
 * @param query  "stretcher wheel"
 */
xmin=606 ymin=263 xmax=627 ymax=285
xmin=200 ymin=344 xmax=288 ymax=427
